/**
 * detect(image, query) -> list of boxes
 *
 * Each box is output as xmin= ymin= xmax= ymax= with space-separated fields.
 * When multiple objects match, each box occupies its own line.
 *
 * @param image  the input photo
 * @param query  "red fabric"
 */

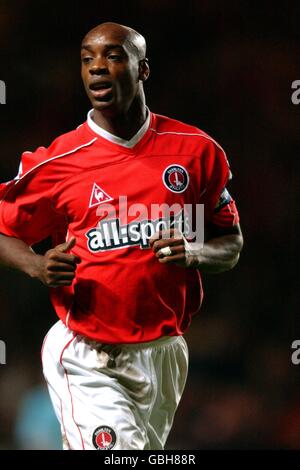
xmin=212 ymin=199 xmax=239 ymax=227
xmin=0 ymin=112 xmax=239 ymax=343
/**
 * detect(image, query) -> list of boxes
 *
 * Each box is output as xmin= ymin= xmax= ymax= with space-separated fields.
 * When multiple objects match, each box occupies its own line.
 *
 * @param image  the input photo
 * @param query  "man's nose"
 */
xmin=89 ymin=58 xmax=108 ymax=75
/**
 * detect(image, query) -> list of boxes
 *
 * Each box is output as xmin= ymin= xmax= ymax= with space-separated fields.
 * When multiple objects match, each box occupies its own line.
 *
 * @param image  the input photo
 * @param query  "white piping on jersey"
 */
xmin=149 ymin=127 xmax=233 ymax=179
xmin=0 ymin=138 xmax=97 ymax=204
xmin=15 ymin=161 xmax=23 ymax=181
xmin=149 ymin=128 xmax=228 ymax=158
xmin=87 ymin=108 xmax=150 ymax=148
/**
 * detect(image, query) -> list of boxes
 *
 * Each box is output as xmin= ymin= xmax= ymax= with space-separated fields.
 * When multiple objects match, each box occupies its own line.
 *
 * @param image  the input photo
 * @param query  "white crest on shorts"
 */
xmin=92 ymin=426 xmax=116 ymax=450
xmin=89 ymin=183 xmax=113 ymax=208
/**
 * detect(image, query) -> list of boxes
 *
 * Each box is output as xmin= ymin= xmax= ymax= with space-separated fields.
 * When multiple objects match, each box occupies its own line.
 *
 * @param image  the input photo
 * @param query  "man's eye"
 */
xmin=82 ymin=57 xmax=93 ymax=63
xmin=108 ymin=55 xmax=121 ymax=60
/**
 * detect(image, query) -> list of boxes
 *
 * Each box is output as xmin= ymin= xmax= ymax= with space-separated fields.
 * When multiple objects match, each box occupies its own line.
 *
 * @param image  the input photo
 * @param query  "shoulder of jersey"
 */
xmin=153 ymin=113 xmax=221 ymax=148
xmin=152 ymin=113 xmax=230 ymax=173
xmin=0 ymin=124 xmax=94 ymax=200
xmin=19 ymin=123 xmax=94 ymax=176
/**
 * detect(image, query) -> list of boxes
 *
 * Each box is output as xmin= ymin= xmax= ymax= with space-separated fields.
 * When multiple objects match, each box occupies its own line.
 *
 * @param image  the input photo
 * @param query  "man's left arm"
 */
xmin=191 ymin=222 xmax=243 ymax=273
xmin=150 ymin=223 xmax=243 ymax=273
xmin=151 ymin=141 xmax=243 ymax=270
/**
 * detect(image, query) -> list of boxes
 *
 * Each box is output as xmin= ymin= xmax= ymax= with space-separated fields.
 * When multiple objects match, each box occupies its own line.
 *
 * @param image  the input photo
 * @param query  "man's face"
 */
xmin=81 ymin=28 xmax=141 ymax=115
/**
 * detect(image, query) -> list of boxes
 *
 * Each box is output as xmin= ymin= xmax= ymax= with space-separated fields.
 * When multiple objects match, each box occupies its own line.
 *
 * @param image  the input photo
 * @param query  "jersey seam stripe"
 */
xmin=60 ymin=398 xmax=72 ymax=450
xmin=149 ymin=128 xmax=227 ymax=156
xmin=60 ymin=334 xmax=85 ymax=450
xmin=0 ymin=137 xmax=97 ymax=204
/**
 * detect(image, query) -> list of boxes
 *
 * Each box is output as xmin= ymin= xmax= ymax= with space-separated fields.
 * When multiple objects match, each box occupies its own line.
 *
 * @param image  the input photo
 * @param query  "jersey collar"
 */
xmin=87 ymin=108 xmax=150 ymax=148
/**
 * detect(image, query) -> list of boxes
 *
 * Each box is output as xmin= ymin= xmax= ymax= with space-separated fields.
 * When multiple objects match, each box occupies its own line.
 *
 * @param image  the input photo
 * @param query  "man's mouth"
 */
xmin=89 ymin=81 xmax=113 ymax=100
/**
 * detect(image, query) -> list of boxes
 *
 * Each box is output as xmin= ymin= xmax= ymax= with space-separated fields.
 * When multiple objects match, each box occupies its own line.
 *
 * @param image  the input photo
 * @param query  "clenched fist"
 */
xmin=33 ymin=237 xmax=81 ymax=287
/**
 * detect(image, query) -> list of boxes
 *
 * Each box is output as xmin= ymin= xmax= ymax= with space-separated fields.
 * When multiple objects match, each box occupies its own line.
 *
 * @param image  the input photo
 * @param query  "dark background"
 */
xmin=0 ymin=0 xmax=299 ymax=449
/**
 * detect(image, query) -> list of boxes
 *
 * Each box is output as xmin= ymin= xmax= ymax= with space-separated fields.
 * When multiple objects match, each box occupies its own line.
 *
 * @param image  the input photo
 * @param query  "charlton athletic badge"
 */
xmin=163 ymin=164 xmax=189 ymax=193
xmin=92 ymin=426 xmax=117 ymax=450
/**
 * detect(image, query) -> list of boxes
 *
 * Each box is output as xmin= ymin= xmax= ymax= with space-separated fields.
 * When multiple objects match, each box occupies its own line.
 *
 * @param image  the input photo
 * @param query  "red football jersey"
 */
xmin=0 ymin=111 xmax=239 ymax=343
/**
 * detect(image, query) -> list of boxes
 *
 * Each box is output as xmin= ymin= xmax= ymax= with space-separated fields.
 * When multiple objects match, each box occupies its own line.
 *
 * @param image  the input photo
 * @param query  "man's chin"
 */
xmin=93 ymin=99 xmax=112 ymax=108
xmin=92 ymin=99 xmax=120 ymax=116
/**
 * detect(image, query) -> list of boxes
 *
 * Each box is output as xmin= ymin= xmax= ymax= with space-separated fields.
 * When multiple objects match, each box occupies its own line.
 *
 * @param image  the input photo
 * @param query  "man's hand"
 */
xmin=32 ymin=237 xmax=81 ymax=287
xmin=150 ymin=229 xmax=199 ymax=268
xmin=150 ymin=225 xmax=243 ymax=273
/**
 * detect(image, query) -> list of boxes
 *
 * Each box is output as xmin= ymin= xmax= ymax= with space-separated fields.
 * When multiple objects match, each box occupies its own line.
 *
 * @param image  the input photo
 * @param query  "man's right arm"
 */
xmin=0 ymin=233 xmax=80 ymax=287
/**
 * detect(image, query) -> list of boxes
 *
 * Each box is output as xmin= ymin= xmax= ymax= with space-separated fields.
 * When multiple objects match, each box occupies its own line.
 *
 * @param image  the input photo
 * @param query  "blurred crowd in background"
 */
xmin=0 ymin=0 xmax=299 ymax=449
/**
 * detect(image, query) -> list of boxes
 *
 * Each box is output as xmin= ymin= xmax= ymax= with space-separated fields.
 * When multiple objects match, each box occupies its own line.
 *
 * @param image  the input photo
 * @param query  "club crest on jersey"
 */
xmin=163 ymin=164 xmax=189 ymax=193
xmin=89 ymin=183 xmax=113 ymax=208
xmin=92 ymin=426 xmax=116 ymax=450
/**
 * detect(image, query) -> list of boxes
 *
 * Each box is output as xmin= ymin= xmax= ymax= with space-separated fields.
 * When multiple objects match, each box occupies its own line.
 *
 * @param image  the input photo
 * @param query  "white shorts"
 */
xmin=41 ymin=320 xmax=189 ymax=450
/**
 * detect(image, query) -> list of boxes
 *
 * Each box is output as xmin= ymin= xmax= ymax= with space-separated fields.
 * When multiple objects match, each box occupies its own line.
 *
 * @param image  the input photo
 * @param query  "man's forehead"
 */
xmin=81 ymin=23 xmax=146 ymax=58
xmin=82 ymin=26 xmax=131 ymax=48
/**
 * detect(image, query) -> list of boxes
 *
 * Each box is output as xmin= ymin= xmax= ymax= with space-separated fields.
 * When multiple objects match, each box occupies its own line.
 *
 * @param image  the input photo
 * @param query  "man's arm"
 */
xmin=0 ymin=233 xmax=80 ymax=287
xmin=150 ymin=224 xmax=244 ymax=273
xmin=190 ymin=225 xmax=243 ymax=273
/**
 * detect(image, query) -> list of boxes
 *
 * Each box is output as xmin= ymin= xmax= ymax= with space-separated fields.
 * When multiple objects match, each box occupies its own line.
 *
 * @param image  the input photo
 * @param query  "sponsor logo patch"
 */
xmin=92 ymin=426 xmax=116 ymax=450
xmin=86 ymin=209 xmax=186 ymax=252
xmin=163 ymin=164 xmax=189 ymax=193
xmin=89 ymin=183 xmax=113 ymax=208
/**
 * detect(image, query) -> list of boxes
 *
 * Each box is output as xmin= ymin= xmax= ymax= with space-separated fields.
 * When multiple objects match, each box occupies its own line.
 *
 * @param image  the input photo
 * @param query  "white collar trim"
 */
xmin=87 ymin=108 xmax=150 ymax=148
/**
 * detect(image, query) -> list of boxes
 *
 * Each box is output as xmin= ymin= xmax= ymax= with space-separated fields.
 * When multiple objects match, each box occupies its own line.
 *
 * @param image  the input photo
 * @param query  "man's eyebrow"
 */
xmin=81 ymin=43 xmax=126 ymax=52
xmin=81 ymin=44 xmax=93 ymax=52
xmin=104 ymin=44 xmax=126 ymax=51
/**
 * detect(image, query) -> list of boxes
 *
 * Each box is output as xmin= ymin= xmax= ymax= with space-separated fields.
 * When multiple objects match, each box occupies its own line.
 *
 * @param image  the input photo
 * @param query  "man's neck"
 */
xmin=92 ymin=96 xmax=147 ymax=141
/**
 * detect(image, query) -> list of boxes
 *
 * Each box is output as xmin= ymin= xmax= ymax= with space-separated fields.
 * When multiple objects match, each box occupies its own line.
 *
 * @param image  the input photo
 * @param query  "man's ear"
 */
xmin=139 ymin=58 xmax=150 ymax=82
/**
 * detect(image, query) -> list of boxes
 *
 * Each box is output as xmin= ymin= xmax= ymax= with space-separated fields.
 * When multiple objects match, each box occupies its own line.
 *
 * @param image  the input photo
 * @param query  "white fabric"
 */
xmin=87 ymin=108 xmax=150 ymax=148
xmin=42 ymin=320 xmax=189 ymax=450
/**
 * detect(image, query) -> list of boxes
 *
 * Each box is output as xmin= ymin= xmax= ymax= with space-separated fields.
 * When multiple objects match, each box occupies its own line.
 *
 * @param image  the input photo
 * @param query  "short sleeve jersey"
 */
xmin=0 ymin=111 xmax=239 ymax=343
